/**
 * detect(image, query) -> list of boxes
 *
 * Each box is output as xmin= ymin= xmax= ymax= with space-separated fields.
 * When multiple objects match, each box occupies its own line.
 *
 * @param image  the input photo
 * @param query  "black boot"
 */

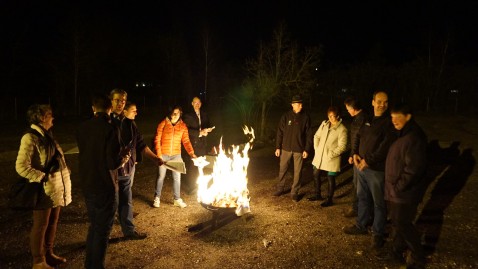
xmin=321 ymin=175 xmax=336 ymax=207
xmin=308 ymin=170 xmax=323 ymax=201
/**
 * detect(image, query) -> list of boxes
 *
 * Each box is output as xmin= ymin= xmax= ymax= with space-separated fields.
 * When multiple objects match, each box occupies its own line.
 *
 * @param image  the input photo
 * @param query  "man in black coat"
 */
xmin=273 ymin=95 xmax=312 ymax=202
xmin=383 ymin=103 xmax=427 ymax=269
xmin=77 ymin=94 xmax=128 ymax=269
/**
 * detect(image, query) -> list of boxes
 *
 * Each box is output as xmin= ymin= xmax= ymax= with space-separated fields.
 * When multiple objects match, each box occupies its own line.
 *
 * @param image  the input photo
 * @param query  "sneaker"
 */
xmin=174 ymin=198 xmax=187 ymax=208
xmin=152 ymin=197 xmax=160 ymax=208
xmin=123 ymin=230 xmax=147 ymax=240
xmin=343 ymin=224 xmax=368 ymax=235
xmin=273 ymin=189 xmax=286 ymax=197
xmin=320 ymin=199 xmax=333 ymax=207
xmin=292 ymin=194 xmax=300 ymax=202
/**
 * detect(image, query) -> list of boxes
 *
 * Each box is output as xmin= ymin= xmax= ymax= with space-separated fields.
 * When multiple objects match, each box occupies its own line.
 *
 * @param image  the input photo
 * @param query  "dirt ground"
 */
xmin=0 ymin=115 xmax=477 ymax=269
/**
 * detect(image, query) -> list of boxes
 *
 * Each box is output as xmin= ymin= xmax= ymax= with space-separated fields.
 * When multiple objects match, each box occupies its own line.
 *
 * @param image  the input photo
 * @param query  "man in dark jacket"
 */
xmin=77 ymin=94 xmax=127 ymax=269
xmin=344 ymin=91 xmax=396 ymax=251
xmin=382 ymin=103 xmax=427 ymax=269
xmin=110 ymin=89 xmax=161 ymax=240
xmin=273 ymin=95 xmax=312 ymax=202
xmin=344 ymin=96 xmax=368 ymax=217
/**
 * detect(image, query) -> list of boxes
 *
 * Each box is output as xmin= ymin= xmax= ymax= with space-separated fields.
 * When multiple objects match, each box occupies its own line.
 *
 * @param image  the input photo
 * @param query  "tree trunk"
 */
xmin=260 ymin=100 xmax=267 ymax=139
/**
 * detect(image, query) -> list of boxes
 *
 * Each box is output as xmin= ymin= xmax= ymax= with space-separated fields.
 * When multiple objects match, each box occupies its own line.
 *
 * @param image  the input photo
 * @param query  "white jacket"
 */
xmin=311 ymin=119 xmax=348 ymax=172
xmin=15 ymin=124 xmax=72 ymax=208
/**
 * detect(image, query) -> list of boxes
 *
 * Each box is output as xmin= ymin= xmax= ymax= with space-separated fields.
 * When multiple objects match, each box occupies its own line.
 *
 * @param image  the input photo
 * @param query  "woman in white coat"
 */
xmin=308 ymin=106 xmax=348 ymax=207
xmin=16 ymin=104 xmax=72 ymax=269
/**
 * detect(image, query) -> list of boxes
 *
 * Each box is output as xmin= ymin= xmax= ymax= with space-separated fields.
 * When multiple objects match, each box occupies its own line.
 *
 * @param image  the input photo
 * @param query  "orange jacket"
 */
xmin=154 ymin=118 xmax=195 ymax=157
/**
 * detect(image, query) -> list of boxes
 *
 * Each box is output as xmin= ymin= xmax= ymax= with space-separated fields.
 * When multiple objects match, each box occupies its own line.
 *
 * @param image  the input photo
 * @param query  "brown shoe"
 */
xmin=45 ymin=252 xmax=67 ymax=266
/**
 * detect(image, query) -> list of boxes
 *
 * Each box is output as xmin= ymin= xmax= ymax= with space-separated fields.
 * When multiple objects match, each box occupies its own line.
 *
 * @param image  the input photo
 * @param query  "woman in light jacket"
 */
xmin=308 ymin=106 xmax=348 ymax=207
xmin=15 ymin=104 xmax=72 ymax=269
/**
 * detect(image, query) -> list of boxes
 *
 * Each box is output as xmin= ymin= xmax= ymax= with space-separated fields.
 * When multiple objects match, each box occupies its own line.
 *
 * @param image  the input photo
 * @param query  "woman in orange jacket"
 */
xmin=153 ymin=106 xmax=197 ymax=208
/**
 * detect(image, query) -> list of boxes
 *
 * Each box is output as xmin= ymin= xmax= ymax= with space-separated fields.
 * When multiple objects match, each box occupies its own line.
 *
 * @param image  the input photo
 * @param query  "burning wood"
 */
xmin=193 ymin=126 xmax=254 ymax=216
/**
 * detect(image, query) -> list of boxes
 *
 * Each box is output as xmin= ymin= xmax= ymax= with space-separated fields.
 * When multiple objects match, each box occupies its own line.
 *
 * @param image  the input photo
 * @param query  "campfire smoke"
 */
xmin=193 ymin=126 xmax=254 ymax=216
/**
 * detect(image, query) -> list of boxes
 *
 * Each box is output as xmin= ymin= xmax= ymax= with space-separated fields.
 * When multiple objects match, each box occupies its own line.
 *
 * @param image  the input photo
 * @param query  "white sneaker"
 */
xmin=173 ymin=198 xmax=187 ymax=208
xmin=153 ymin=197 xmax=160 ymax=208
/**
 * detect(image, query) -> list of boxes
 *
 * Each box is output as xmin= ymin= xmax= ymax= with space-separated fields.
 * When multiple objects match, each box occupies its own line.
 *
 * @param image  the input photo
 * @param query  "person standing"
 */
xmin=110 ymin=89 xmax=159 ymax=240
xmin=343 ymin=96 xmax=368 ymax=217
xmin=183 ymin=96 xmax=214 ymax=193
xmin=16 ymin=104 xmax=72 ymax=269
xmin=382 ymin=103 xmax=427 ymax=269
xmin=273 ymin=95 xmax=312 ymax=202
xmin=308 ymin=106 xmax=348 ymax=207
xmin=76 ymin=95 xmax=127 ymax=269
xmin=153 ymin=105 xmax=197 ymax=208
xmin=343 ymin=91 xmax=396 ymax=251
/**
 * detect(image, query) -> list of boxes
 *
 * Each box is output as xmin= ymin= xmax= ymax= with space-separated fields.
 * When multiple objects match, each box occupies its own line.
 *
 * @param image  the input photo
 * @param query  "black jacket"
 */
xmin=183 ymin=109 xmax=212 ymax=156
xmin=352 ymin=113 xmax=396 ymax=171
xmin=76 ymin=112 xmax=122 ymax=194
xmin=348 ymin=110 xmax=367 ymax=158
xmin=385 ymin=119 xmax=428 ymax=204
xmin=111 ymin=114 xmax=147 ymax=176
xmin=275 ymin=110 xmax=312 ymax=153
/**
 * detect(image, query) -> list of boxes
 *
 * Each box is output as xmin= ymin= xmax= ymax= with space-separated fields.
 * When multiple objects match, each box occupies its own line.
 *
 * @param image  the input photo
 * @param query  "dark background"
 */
xmin=1 ymin=0 xmax=477 ymax=120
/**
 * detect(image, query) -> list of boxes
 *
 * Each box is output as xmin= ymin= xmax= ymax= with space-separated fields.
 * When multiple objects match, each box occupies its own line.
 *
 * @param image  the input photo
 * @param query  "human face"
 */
xmin=291 ymin=102 xmax=303 ymax=113
xmin=328 ymin=112 xmax=339 ymax=125
xmin=345 ymin=104 xmax=357 ymax=117
xmin=391 ymin=112 xmax=411 ymax=130
xmin=372 ymin=92 xmax=388 ymax=116
xmin=41 ymin=110 xmax=54 ymax=130
xmin=170 ymin=108 xmax=181 ymax=123
xmin=111 ymin=93 xmax=127 ymax=114
xmin=124 ymin=105 xmax=137 ymax=120
xmin=192 ymin=98 xmax=202 ymax=112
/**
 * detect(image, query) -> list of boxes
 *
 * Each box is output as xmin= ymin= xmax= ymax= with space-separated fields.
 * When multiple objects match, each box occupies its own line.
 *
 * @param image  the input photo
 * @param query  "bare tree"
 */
xmin=240 ymin=24 xmax=321 ymax=139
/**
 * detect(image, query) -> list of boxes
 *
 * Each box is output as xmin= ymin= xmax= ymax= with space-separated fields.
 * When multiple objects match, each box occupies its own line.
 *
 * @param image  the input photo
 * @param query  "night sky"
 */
xmin=1 ymin=0 xmax=477 ymax=105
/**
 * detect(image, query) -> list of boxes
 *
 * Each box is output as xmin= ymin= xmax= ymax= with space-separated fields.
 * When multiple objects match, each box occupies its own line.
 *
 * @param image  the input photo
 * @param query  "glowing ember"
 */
xmin=193 ymin=126 xmax=254 ymax=216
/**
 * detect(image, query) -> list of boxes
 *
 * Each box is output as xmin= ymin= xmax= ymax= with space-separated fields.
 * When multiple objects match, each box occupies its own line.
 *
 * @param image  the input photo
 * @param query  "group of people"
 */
xmin=273 ymin=91 xmax=428 ymax=269
xmin=16 ymin=91 xmax=212 ymax=269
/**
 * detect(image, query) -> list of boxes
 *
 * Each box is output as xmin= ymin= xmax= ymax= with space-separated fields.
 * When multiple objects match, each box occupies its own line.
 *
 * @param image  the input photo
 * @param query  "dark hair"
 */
xmin=327 ymin=106 xmax=340 ymax=116
xmin=109 ymin=88 xmax=127 ymax=100
xmin=124 ymin=101 xmax=136 ymax=110
xmin=26 ymin=104 xmax=52 ymax=125
xmin=390 ymin=102 xmax=413 ymax=115
xmin=169 ymin=105 xmax=183 ymax=117
xmin=92 ymin=94 xmax=112 ymax=112
xmin=344 ymin=96 xmax=361 ymax=110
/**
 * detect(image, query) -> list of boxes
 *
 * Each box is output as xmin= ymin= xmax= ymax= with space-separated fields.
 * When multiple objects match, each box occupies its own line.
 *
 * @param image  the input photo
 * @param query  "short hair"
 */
xmin=344 ymin=96 xmax=361 ymax=110
xmin=124 ymin=101 xmax=136 ymax=110
xmin=327 ymin=106 xmax=339 ymax=116
xmin=26 ymin=104 xmax=52 ymax=125
xmin=92 ymin=94 xmax=112 ymax=112
xmin=390 ymin=102 xmax=413 ymax=115
xmin=109 ymin=88 xmax=127 ymax=100
xmin=372 ymin=90 xmax=388 ymax=100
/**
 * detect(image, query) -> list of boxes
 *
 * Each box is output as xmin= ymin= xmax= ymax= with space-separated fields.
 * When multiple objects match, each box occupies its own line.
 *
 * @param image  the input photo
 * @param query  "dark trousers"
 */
xmin=31 ymin=207 xmax=61 ymax=264
xmin=118 ymin=166 xmax=136 ymax=236
xmin=84 ymin=191 xmax=118 ymax=269
xmin=277 ymin=150 xmax=304 ymax=196
xmin=389 ymin=201 xmax=426 ymax=266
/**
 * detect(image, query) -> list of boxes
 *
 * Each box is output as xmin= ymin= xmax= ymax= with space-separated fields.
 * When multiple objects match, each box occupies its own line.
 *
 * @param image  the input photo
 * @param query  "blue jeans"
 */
xmin=118 ymin=166 xmax=136 ymax=236
xmin=155 ymin=154 xmax=182 ymax=200
xmin=84 ymin=190 xmax=118 ymax=269
xmin=356 ymin=166 xmax=387 ymax=237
